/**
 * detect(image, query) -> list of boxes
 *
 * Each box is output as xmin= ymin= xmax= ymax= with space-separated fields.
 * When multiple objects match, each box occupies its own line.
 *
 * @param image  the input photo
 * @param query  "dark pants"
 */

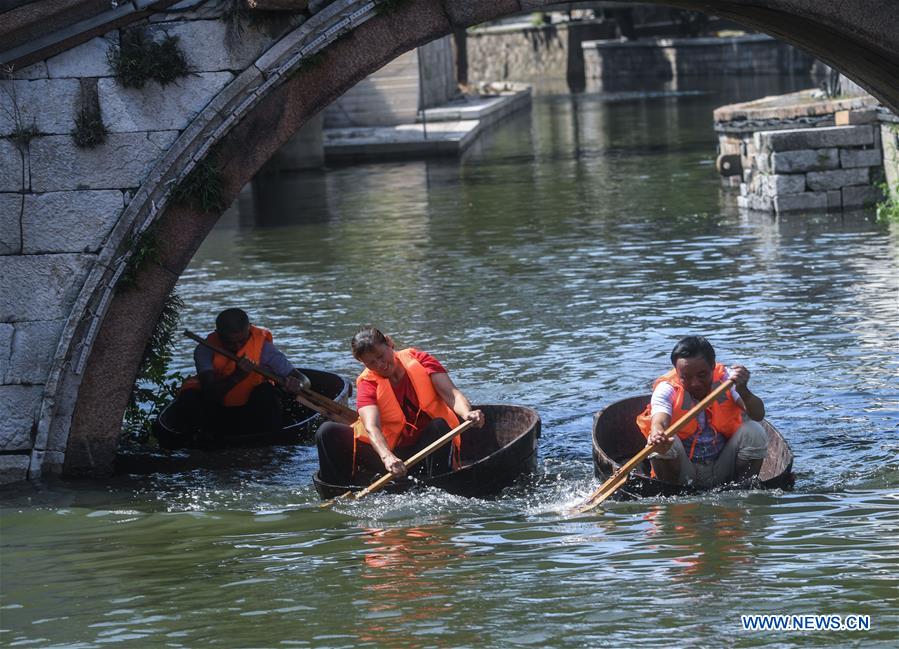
xmin=316 ymin=418 xmax=453 ymax=485
xmin=174 ymin=382 xmax=284 ymax=439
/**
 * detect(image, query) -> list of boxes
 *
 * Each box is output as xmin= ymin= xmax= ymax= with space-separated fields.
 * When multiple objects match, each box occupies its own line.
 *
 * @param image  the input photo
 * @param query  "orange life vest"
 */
xmin=181 ymin=325 xmax=274 ymax=407
xmin=636 ymin=363 xmax=744 ymax=448
xmin=352 ymin=348 xmax=461 ymax=462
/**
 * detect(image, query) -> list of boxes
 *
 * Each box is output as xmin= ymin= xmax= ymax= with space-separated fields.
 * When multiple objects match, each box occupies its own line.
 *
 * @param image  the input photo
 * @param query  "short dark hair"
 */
xmin=670 ymin=336 xmax=715 ymax=368
xmin=351 ymin=326 xmax=390 ymax=359
xmin=216 ymin=308 xmax=250 ymax=334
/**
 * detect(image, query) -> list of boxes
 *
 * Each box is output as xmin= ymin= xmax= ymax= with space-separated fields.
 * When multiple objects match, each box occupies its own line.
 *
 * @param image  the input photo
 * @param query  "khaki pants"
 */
xmin=650 ymin=418 xmax=768 ymax=488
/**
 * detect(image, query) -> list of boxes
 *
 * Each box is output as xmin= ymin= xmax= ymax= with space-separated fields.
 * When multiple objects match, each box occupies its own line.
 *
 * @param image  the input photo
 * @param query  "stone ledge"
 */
xmin=807 ymin=167 xmax=869 ymax=191
xmin=770 ymin=148 xmax=839 ymax=174
xmin=774 ymin=191 xmax=828 ymax=213
xmin=756 ymin=125 xmax=875 ymax=152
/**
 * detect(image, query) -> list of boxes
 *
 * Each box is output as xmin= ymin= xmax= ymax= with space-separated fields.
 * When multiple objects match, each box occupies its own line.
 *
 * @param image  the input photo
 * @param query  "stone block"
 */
xmin=12 ymin=62 xmax=48 ymax=80
xmin=762 ymin=174 xmax=806 ymax=196
xmin=46 ymin=35 xmax=117 ymax=78
xmin=0 ymin=385 xmax=43 ymax=451
xmin=0 ymin=140 xmax=24 ymax=192
xmin=842 ymin=185 xmax=884 ymax=208
xmin=840 ymin=148 xmax=882 ymax=168
xmin=1 ymin=193 xmax=23 ymax=254
xmin=834 ymin=109 xmax=878 ymax=126
xmin=5 ymin=319 xmax=66 ymax=384
xmin=826 ymin=190 xmax=842 ymax=211
xmin=146 ymin=20 xmax=273 ymax=72
xmin=756 ymin=126 xmax=875 ymax=152
xmin=0 ymin=78 xmax=81 ymax=135
xmin=0 ymin=254 xmax=92 ymax=321
xmin=29 ymin=131 xmax=179 ymax=191
xmin=771 ymin=148 xmax=839 ymax=173
xmin=0 ymin=323 xmax=12 ymax=380
xmin=774 ymin=191 xmax=828 ymax=214
xmin=807 ymin=167 xmax=869 ymax=191
xmin=22 ymin=190 xmax=124 ymax=254
xmin=99 ymin=71 xmax=234 ymax=132
xmin=0 ymin=454 xmax=31 ymax=484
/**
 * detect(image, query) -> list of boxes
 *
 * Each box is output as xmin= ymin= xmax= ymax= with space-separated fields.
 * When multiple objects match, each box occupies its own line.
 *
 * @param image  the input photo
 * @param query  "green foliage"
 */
xmin=875 ymin=182 xmax=899 ymax=223
xmin=172 ymin=155 xmax=228 ymax=213
xmin=107 ymin=29 xmax=189 ymax=89
xmin=72 ymin=103 xmax=107 ymax=148
xmin=123 ymin=291 xmax=187 ymax=442
xmin=119 ymin=228 xmax=160 ymax=291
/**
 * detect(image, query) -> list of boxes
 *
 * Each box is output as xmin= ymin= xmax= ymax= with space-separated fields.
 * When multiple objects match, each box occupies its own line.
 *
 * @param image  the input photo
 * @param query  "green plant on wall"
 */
xmin=122 ymin=290 xmax=187 ymax=442
xmin=118 ymin=227 xmax=160 ymax=291
xmin=876 ymin=182 xmax=899 ymax=223
xmin=172 ymin=155 xmax=228 ymax=213
xmin=107 ymin=29 xmax=189 ymax=89
xmin=72 ymin=94 xmax=107 ymax=148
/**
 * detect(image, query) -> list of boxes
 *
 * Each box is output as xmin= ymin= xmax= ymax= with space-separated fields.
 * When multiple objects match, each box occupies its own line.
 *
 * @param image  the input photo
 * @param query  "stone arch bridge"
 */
xmin=0 ymin=0 xmax=897 ymax=483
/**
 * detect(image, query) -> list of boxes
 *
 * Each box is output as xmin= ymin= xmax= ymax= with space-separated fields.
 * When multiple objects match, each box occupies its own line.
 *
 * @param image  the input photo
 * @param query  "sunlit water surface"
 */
xmin=2 ymin=76 xmax=898 ymax=647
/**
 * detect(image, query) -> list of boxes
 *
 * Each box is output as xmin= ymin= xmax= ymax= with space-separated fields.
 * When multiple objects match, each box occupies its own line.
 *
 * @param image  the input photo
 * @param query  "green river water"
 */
xmin=2 ymin=76 xmax=898 ymax=647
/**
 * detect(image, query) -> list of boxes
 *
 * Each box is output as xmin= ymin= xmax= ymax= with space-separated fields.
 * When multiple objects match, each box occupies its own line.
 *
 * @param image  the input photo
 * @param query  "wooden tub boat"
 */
xmin=592 ymin=395 xmax=794 ymax=500
xmin=313 ymin=404 xmax=541 ymax=500
xmin=152 ymin=368 xmax=352 ymax=450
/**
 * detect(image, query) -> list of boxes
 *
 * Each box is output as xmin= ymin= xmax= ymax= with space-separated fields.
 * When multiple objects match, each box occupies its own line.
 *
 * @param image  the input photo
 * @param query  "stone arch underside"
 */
xmin=17 ymin=0 xmax=897 ymax=477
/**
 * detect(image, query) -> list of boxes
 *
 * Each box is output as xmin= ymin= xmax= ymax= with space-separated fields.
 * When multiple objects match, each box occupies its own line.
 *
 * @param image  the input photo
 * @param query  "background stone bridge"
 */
xmin=1 ymin=0 xmax=897 ymax=483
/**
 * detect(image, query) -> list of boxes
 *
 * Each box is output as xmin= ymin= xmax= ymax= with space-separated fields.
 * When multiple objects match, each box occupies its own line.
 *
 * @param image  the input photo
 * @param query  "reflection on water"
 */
xmin=2 ymin=76 xmax=898 ymax=646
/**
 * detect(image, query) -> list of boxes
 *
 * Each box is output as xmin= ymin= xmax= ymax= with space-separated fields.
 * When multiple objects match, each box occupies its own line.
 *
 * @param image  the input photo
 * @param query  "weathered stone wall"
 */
xmin=0 ymin=2 xmax=305 ymax=483
xmin=466 ymin=20 xmax=615 ymax=88
xmin=583 ymin=34 xmax=816 ymax=91
xmin=323 ymin=35 xmax=455 ymax=128
xmin=738 ymin=121 xmax=885 ymax=213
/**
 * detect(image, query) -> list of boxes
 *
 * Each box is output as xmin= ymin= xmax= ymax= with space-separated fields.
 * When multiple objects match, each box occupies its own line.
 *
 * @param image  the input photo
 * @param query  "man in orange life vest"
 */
xmin=315 ymin=327 xmax=485 ymax=485
xmin=636 ymin=336 xmax=768 ymax=487
xmin=176 ymin=308 xmax=309 ymax=438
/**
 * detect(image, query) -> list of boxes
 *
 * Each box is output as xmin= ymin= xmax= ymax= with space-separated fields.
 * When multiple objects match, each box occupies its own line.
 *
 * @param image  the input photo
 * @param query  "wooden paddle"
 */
xmin=320 ymin=419 xmax=475 ymax=508
xmin=184 ymin=330 xmax=358 ymax=425
xmin=574 ymin=379 xmax=736 ymax=514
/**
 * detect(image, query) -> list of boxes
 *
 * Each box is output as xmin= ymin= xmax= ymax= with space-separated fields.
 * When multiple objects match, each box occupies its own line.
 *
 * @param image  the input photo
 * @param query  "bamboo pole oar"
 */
xmin=320 ymin=419 xmax=475 ymax=508
xmin=574 ymin=379 xmax=736 ymax=514
xmin=184 ymin=330 xmax=358 ymax=425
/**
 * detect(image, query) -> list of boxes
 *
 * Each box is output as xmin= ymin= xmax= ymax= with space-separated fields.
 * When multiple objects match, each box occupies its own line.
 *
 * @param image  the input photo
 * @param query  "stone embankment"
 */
xmin=582 ymin=34 xmax=814 ymax=91
xmin=715 ymin=91 xmax=898 ymax=214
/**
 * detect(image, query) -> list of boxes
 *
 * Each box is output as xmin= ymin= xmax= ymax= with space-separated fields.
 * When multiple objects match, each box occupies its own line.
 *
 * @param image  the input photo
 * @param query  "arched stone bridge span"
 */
xmin=0 ymin=0 xmax=896 ymax=482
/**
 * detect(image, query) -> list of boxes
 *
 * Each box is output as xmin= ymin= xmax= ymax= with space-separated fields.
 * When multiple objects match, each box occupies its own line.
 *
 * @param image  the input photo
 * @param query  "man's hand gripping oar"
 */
xmin=572 ymin=379 xmax=735 ymax=514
